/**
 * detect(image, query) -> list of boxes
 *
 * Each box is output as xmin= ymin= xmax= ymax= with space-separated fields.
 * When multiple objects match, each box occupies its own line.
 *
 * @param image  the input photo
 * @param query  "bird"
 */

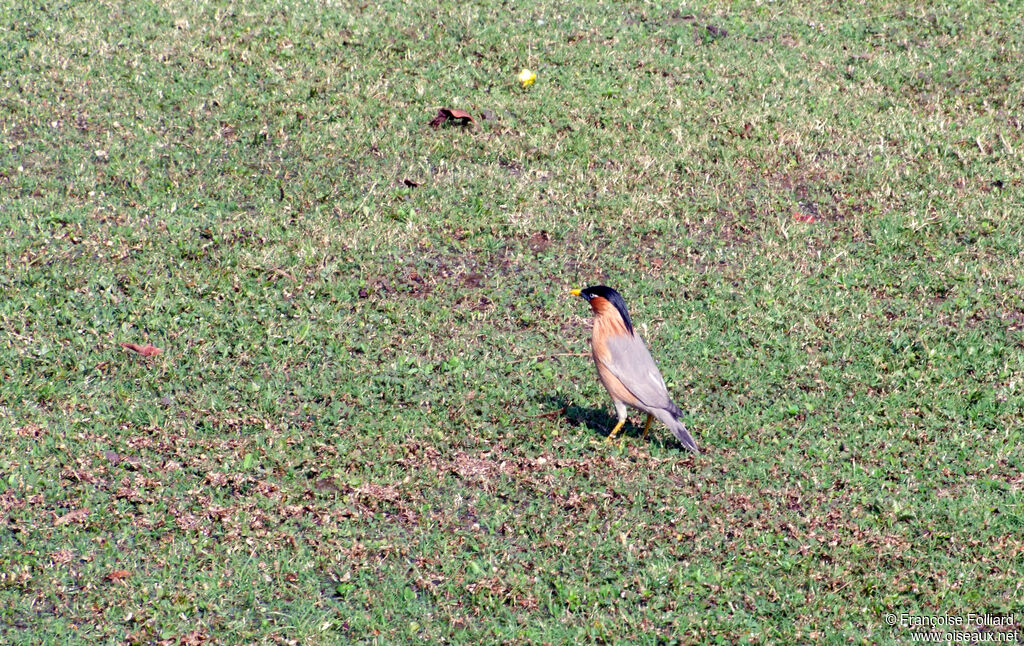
xmin=570 ymin=285 xmax=699 ymax=452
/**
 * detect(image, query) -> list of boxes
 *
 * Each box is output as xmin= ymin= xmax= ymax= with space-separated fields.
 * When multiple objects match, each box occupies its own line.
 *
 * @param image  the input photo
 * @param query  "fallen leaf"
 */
xmin=794 ymin=201 xmax=819 ymax=223
xmin=14 ymin=424 xmax=45 ymax=438
xmin=51 ymin=549 xmax=75 ymax=564
xmin=695 ymin=23 xmax=728 ymax=44
xmin=429 ymin=108 xmax=474 ymax=128
xmin=481 ymin=109 xmax=499 ymax=122
xmin=104 ymin=450 xmax=120 ymax=464
xmin=315 ymin=478 xmax=341 ymax=493
xmin=180 ymin=631 xmax=210 ymax=646
xmin=403 ymin=178 xmax=421 ymax=187
xmin=120 ymin=342 xmax=162 ymax=357
xmin=706 ymin=24 xmax=728 ymax=38
xmin=535 ymin=408 xmax=565 ymax=419
xmin=528 ymin=230 xmax=552 ymax=252
xmin=106 ymin=569 xmax=131 ymax=582
xmin=55 ymin=508 xmax=88 ymax=526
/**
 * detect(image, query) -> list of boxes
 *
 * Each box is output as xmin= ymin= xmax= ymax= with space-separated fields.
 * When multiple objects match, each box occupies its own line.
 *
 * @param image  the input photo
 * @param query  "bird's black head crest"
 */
xmin=579 ymin=285 xmax=633 ymax=334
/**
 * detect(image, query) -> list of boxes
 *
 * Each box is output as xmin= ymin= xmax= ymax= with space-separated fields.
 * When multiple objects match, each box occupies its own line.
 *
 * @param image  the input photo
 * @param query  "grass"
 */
xmin=1 ymin=0 xmax=1022 ymax=643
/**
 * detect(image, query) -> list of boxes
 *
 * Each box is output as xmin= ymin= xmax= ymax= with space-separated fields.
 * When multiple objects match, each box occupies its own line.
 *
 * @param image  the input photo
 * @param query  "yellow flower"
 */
xmin=517 ymin=68 xmax=536 ymax=87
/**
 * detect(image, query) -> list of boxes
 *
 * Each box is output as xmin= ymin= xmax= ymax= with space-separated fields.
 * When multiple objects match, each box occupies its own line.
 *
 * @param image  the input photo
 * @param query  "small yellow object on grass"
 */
xmin=518 ymin=68 xmax=536 ymax=87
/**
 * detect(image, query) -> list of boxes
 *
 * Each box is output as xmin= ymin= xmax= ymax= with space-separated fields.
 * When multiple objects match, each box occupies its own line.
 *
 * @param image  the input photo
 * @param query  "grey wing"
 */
xmin=600 ymin=333 xmax=674 ymax=411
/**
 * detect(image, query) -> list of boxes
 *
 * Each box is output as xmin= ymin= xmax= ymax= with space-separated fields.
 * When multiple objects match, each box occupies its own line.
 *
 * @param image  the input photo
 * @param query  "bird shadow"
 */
xmin=542 ymin=395 xmax=673 ymax=449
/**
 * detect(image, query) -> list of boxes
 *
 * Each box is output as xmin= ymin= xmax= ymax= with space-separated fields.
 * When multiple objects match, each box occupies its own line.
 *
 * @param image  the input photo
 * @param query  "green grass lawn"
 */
xmin=2 ymin=0 xmax=1022 ymax=643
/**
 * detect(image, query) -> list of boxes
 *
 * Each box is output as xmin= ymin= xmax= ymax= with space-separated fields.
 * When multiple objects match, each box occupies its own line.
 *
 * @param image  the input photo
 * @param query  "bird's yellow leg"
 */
xmin=606 ymin=419 xmax=626 ymax=442
xmin=641 ymin=414 xmax=653 ymax=440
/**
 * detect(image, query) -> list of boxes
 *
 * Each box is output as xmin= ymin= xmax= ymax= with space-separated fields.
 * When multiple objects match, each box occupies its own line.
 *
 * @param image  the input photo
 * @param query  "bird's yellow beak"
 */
xmin=569 ymin=289 xmax=581 ymax=296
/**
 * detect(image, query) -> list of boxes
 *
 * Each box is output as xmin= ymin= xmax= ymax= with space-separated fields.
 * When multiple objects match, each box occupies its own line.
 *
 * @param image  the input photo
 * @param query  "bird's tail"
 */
xmin=653 ymin=405 xmax=700 ymax=453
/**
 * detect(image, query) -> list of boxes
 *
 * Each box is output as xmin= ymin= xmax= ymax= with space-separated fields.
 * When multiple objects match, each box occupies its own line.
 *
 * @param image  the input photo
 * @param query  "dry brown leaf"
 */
xmin=51 ymin=549 xmax=75 ymax=564
xmin=706 ymin=24 xmax=728 ymax=38
xmin=55 ymin=508 xmax=88 ymax=526
xmin=106 ymin=569 xmax=131 ymax=582
xmin=429 ymin=108 xmax=475 ymax=128
xmin=120 ymin=342 xmax=163 ymax=356
xmin=535 ymin=408 xmax=565 ymax=419
xmin=527 ymin=230 xmax=552 ymax=252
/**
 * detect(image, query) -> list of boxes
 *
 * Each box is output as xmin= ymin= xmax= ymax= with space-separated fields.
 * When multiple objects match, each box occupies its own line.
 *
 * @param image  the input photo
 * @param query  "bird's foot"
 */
xmin=606 ymin=419 xmax=625 ymax=442
xmin=641 ymin=414 xmax=653 ymax=440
